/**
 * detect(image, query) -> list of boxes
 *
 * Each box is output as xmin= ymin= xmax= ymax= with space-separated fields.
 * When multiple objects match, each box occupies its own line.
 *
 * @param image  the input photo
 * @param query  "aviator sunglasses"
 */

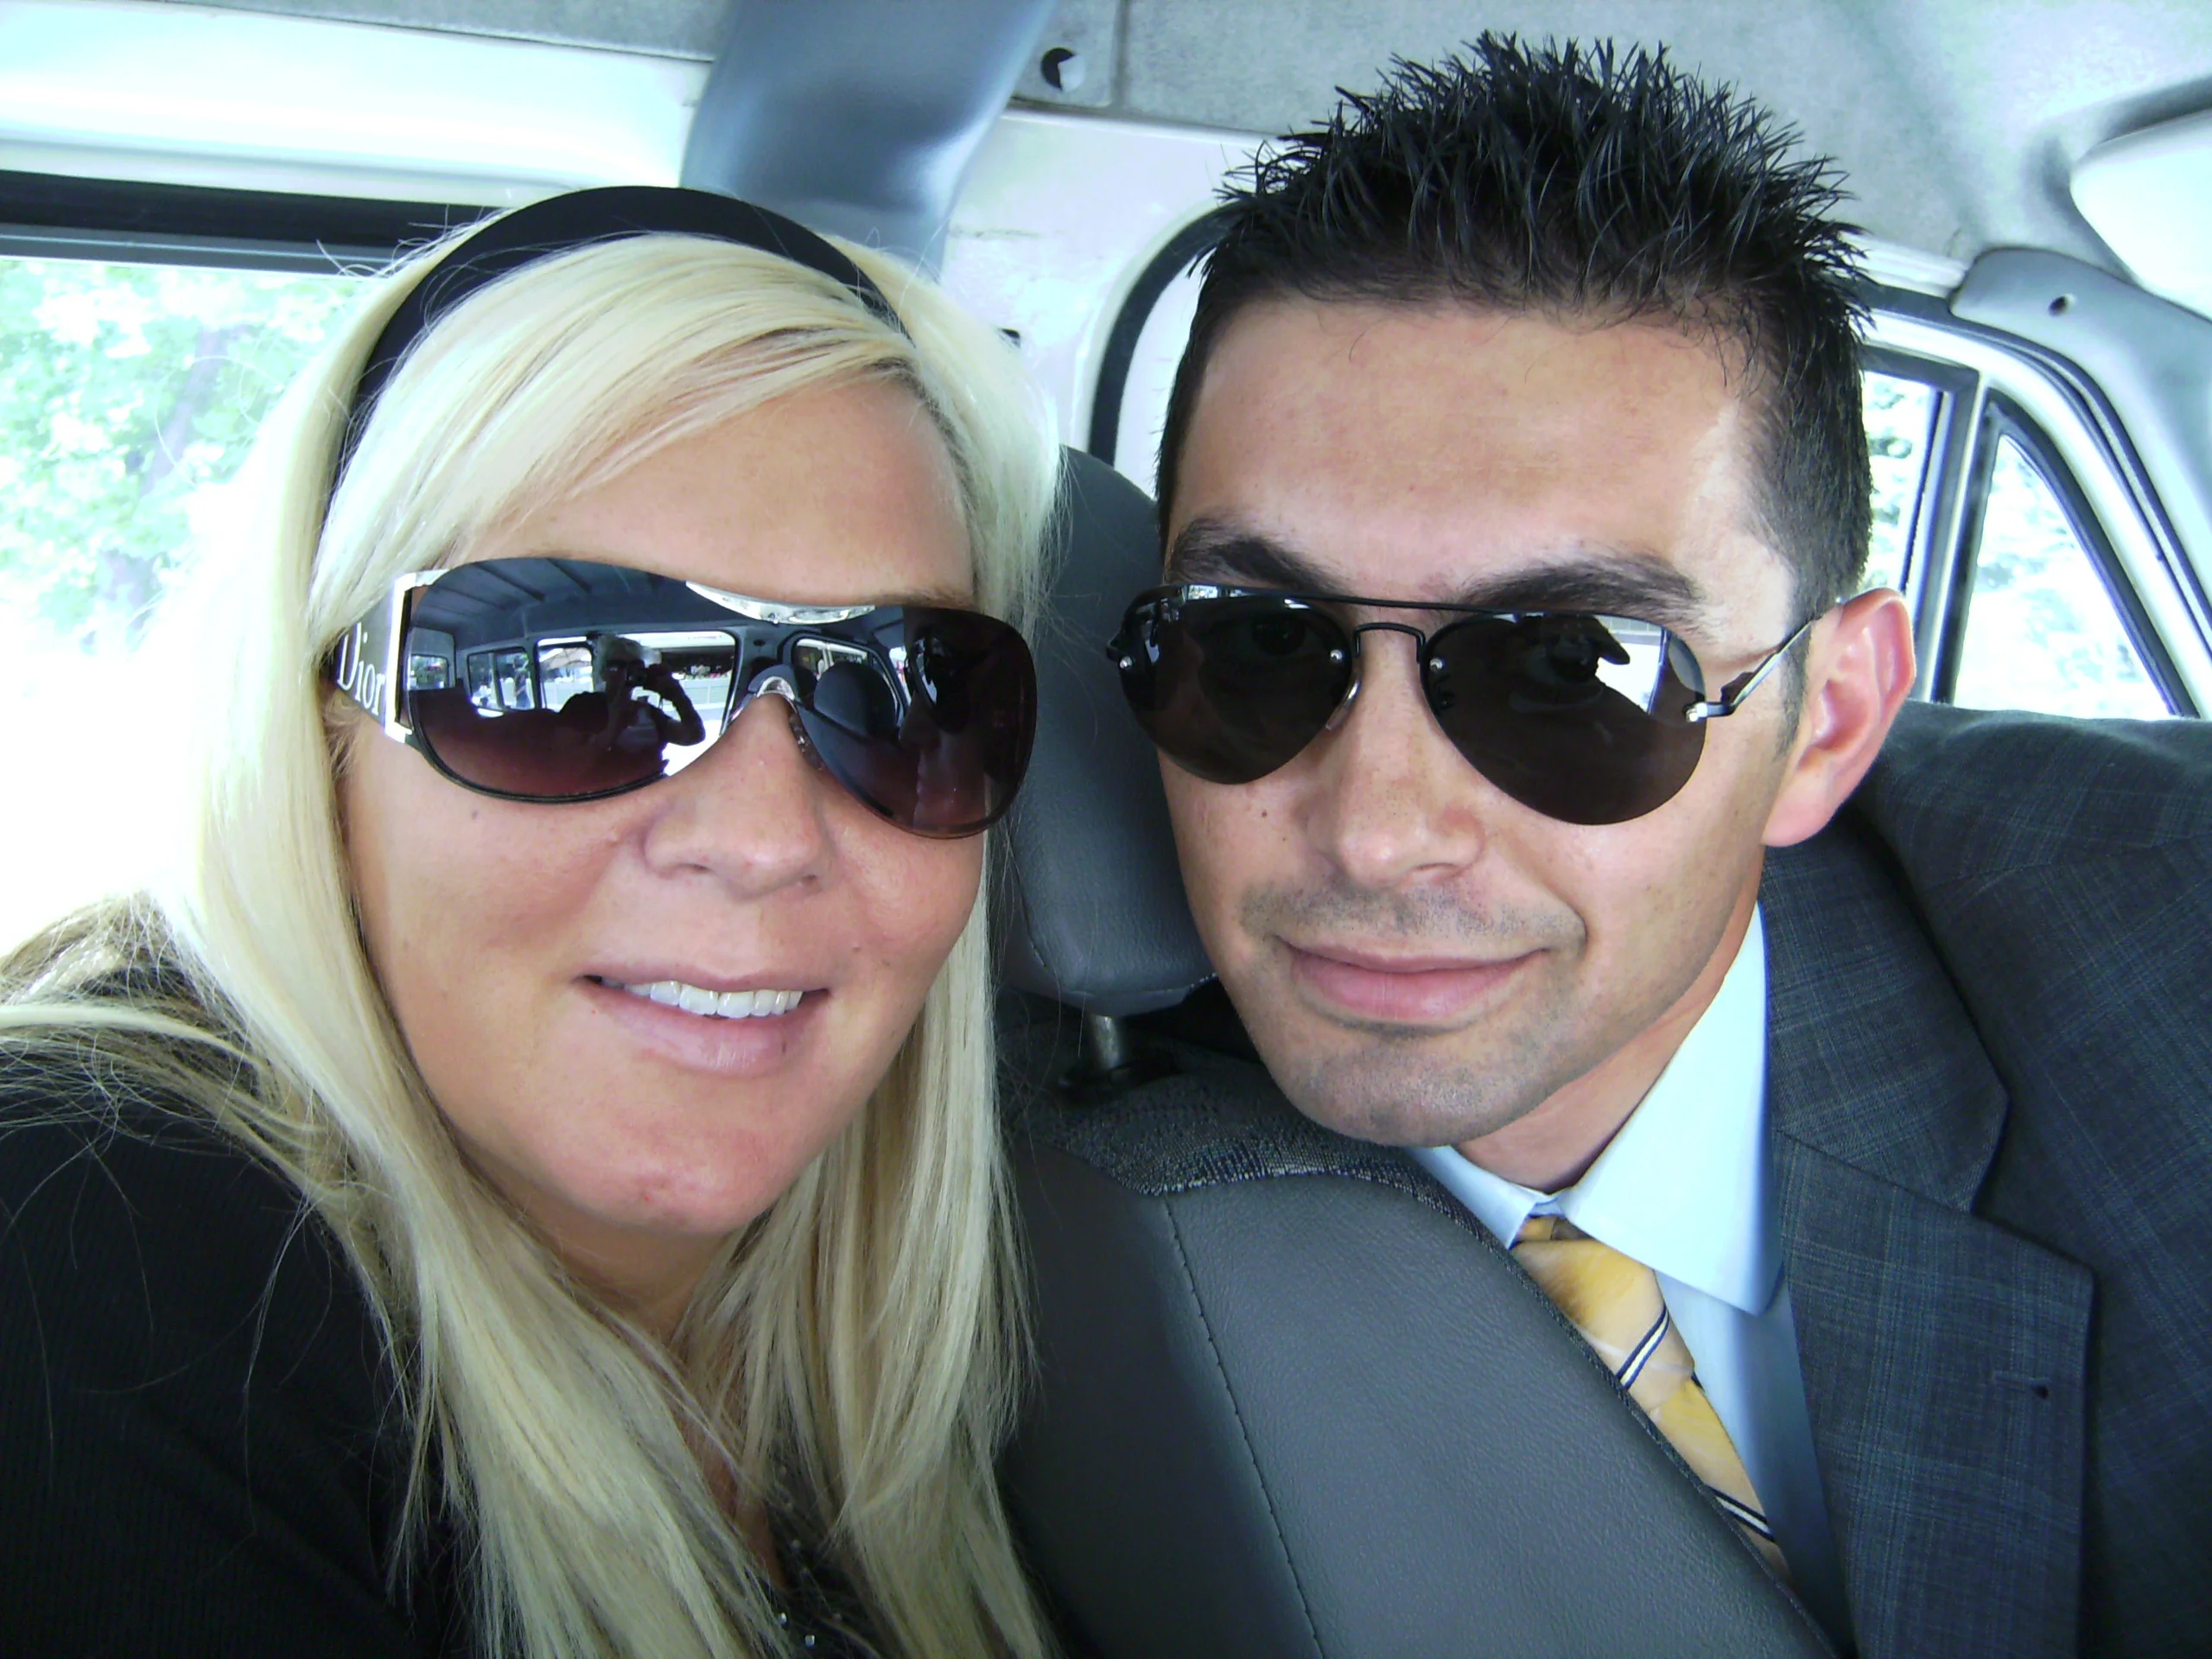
xmin=319 ymin=186 xmax=1034 ymax=838
xmin=329 ymin=556 xmax=1036 ymax=837
xmin=1109 ymin=585 xmax=1816 ymax=826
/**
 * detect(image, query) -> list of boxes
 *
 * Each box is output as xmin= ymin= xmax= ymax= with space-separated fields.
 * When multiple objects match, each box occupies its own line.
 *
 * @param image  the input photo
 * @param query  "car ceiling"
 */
xmin=156 ymin=0 xmax=2212 ymax=276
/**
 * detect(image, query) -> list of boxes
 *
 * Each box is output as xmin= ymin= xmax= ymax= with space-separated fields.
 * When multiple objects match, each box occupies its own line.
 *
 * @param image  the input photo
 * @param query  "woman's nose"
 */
xmin=636 ymin=691 xmax=835 ymax=894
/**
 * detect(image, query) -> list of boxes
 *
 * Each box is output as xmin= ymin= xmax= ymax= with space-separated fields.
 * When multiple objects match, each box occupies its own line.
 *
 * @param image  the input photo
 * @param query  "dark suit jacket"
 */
xmin=1011 ymin=702 xmax=2212 ymax=1659
xmin=1756 ymin=700 xmax=2212 ymax=1658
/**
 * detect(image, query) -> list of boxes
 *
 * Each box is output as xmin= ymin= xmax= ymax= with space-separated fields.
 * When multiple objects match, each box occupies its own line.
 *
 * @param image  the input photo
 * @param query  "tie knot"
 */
xmin=1515 ymin=1212 xmax=1586 ymax=1245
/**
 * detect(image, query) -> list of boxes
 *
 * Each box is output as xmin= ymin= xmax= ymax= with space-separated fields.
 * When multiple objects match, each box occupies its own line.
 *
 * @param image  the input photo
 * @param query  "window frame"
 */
xmin=1936 ymin=395 xmax=2190 ymax=713
xmin=1866 ymin=288 xmax=2212 ymax=714
xmin=0 ymin=174 xmax=434 ymax=680
xmin=1861 ymin=345 xmax=1977 ymax=643
xmin=0 ymin=168 xmax=488 ymax=273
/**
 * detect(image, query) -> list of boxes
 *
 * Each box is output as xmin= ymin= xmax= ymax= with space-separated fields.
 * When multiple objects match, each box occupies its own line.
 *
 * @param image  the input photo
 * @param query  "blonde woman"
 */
xmin=0 ymin=188 xmax=1059 ymax=1659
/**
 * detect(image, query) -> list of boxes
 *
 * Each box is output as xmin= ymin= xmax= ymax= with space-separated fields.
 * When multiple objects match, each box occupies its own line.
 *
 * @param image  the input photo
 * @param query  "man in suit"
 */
xmin=1100 ymin=35 xmax=2211 ymax=1658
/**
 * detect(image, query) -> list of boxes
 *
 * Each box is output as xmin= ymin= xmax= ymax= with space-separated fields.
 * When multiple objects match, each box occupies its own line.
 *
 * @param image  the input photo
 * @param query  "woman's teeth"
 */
xmin=612 ymin=980 xmax=804 ymax=1019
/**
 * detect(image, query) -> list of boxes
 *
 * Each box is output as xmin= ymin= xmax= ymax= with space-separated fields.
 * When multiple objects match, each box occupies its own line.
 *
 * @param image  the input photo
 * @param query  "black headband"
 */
xmin=336 ymin=185 xmax=908 ymax=486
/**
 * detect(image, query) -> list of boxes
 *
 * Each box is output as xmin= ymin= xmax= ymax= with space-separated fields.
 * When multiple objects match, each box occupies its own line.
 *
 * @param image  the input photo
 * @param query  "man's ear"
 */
xmin=1763 ymin=588 xmax=1916 ymax=848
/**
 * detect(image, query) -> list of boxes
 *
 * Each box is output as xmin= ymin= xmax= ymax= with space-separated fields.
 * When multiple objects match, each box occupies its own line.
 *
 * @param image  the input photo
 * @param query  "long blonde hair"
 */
xmin=0 ymin=223 xmax=1059 ymax=1658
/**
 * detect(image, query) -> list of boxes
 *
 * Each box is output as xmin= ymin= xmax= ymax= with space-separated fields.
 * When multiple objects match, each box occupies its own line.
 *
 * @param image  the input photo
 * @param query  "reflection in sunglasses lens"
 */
xmin=797 ymin=611 xmax=1035 ymax=835
xmin=410 ymin=629 xmax=740 ymax=800
xmin=1424 ymin=613 xmax=1706 ymax=824
xmin=1122 ymin=597 xmax=1355 ymax=785
xmin=808 ymin=659 xmax=902 ymax=741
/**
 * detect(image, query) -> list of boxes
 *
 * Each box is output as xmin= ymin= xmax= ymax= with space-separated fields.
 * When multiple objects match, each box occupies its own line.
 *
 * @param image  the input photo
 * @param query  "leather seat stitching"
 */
xmin=1160 ymin=1195 xmax=1327 ymax=1659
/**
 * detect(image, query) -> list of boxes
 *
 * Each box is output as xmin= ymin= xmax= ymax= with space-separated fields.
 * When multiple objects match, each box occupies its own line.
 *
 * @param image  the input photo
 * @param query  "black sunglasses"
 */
xmin=329 ymin=556 xmax=1037 ymax=837
xmin=1109 ymin=585 xmax=1815 ymax=826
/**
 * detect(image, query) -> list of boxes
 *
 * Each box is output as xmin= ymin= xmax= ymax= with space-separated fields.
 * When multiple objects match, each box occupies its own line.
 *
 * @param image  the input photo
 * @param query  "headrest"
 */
xmin=997 ymin=451 xmax=1214 ymax=1015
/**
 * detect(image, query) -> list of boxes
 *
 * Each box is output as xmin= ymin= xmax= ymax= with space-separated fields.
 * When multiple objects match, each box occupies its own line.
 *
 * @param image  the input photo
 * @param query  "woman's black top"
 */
xmin=0 ymin=1055 xmax=881 ymax=1658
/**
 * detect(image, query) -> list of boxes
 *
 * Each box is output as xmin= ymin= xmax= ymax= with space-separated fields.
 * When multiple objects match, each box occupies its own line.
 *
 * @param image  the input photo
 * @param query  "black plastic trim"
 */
xmin=1856 ymin=277 xmax=1958 ymax=329
xmin=0 ymin=169 xmax=493 ymax=272
xmin=1085 ymin=207 xmax=1235 ymax=470
xmin=1936 ymin=404 xmax=2004 ymax=705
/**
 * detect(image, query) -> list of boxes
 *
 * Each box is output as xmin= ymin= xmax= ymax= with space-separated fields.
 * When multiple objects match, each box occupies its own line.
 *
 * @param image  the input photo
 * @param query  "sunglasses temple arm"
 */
xmin=1683 ymin=613 xmax=1823 ymax=723
xmin=327 ymin=581 xmax=414 ymax=740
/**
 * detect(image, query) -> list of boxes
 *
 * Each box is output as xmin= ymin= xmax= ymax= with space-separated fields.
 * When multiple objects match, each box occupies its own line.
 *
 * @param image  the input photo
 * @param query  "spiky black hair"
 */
xmin=1157 ymin=35 xmax=1873 ymax=622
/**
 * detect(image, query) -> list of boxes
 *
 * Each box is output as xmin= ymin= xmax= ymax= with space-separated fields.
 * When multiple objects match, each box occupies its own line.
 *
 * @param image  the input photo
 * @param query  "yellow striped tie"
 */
xmin=1513 ymin=1215 xmax=1787 ymax=1576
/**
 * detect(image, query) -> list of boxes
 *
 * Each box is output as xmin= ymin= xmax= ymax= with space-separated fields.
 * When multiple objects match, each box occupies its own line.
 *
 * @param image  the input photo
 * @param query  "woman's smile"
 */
xmin=600 ymin=979 xmax=810 ymax=1020
xmin=580 ymin=973 xmax=827 ymax=1078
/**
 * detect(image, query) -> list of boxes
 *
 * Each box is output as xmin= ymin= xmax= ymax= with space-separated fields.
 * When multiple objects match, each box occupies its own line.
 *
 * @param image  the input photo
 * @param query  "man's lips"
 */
xmin=1285 ymin=940 xmax=1536 ymax=1025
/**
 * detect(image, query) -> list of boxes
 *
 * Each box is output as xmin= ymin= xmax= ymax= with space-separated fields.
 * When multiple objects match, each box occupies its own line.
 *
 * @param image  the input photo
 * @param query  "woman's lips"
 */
xmin=580 ymin=975 xmax=823 ymax=1077
xmin=1286 ymin=941 xmax=1534 ymax=1026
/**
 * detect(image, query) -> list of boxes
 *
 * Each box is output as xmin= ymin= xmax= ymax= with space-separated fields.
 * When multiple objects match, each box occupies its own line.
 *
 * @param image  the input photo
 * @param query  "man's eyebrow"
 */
xmin=1165 ymin=519 xmax=1342 ymax=590
xmin=1166 ymin=518 xmax=1713 ymax=633
xmin=1454 ymin=556 xmax=1713 ymax=635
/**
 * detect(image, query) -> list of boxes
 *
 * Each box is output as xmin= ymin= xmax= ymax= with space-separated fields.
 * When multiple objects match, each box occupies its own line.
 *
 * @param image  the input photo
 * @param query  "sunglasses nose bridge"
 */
xmin=741 ymin=662 xmax=802 ymax=709
xmin=717 ymin=665 xmax=824 ymax=770
xmin=1324 ymin=619 xmax=1430 ymax=734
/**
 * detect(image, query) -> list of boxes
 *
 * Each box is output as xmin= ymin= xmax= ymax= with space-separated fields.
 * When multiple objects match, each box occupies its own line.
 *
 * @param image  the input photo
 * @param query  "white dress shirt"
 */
xmin=1408 ymin=910 xmax=1850 ymax=1636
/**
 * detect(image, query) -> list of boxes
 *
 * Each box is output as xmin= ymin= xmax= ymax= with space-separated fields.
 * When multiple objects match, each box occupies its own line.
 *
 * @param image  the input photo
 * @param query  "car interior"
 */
xmin=7 ymin=2 xmax=2212 ymax=1654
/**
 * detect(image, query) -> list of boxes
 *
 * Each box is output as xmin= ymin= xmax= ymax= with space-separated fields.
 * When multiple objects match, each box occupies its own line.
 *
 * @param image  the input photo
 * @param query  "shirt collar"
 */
xmin=1408 ymin=906 xmax=1779 ymax=1313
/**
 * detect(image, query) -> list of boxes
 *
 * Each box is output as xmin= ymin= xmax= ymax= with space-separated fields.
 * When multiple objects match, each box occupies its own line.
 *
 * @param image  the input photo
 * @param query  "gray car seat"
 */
xmin=994 ymin=448 xmax=1834 ymax=1658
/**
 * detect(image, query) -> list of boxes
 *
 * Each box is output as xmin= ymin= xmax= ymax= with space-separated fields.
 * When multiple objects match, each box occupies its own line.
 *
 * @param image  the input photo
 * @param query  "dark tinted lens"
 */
xmin=412 ymin=630 xmax=735 ymax=799
xmin=391 ymin=558 xmax=1028 ymax=831
xmin=1118 ymin=594 xmax=1352 ymax=784
xmin=1422 ymin=613 xmax=1707 ymax=823
xmin=795 ymin=607 xmax=1035 ymax=836
xmin=402 ymin=557 xmax=741 ymax=800
xmin=806 ymin=658 xmax=901 ymax=740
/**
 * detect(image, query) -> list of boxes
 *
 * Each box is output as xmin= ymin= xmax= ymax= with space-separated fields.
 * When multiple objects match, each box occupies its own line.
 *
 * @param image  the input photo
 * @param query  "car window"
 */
xmin=1862 ymin=369 xmax=1939 ymax=594
xmin=0 ymin=254 xmax=368 ymax=944
xmin=1949 ymin=434 xmax=2171 ymax=719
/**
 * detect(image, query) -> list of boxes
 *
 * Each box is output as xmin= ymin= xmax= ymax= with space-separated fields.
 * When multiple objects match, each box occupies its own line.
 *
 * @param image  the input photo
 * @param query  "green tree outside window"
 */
xmin=0 ymin=257 xmax=366 ymax=648
xmin=0 ymin=255 xmax=368 ymax=946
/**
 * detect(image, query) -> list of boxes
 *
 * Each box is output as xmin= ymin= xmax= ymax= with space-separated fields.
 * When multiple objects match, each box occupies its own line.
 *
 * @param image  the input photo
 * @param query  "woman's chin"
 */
xmin=499 ymin=1152 xmax=806 ymax=1294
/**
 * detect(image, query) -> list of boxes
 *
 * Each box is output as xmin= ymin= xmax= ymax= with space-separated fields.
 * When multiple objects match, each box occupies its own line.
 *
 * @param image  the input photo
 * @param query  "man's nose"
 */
xmin=637 ymin=692 xmax=834 ymax=894
xmin=1301 ymin=628 xmax=1491 ymax=887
